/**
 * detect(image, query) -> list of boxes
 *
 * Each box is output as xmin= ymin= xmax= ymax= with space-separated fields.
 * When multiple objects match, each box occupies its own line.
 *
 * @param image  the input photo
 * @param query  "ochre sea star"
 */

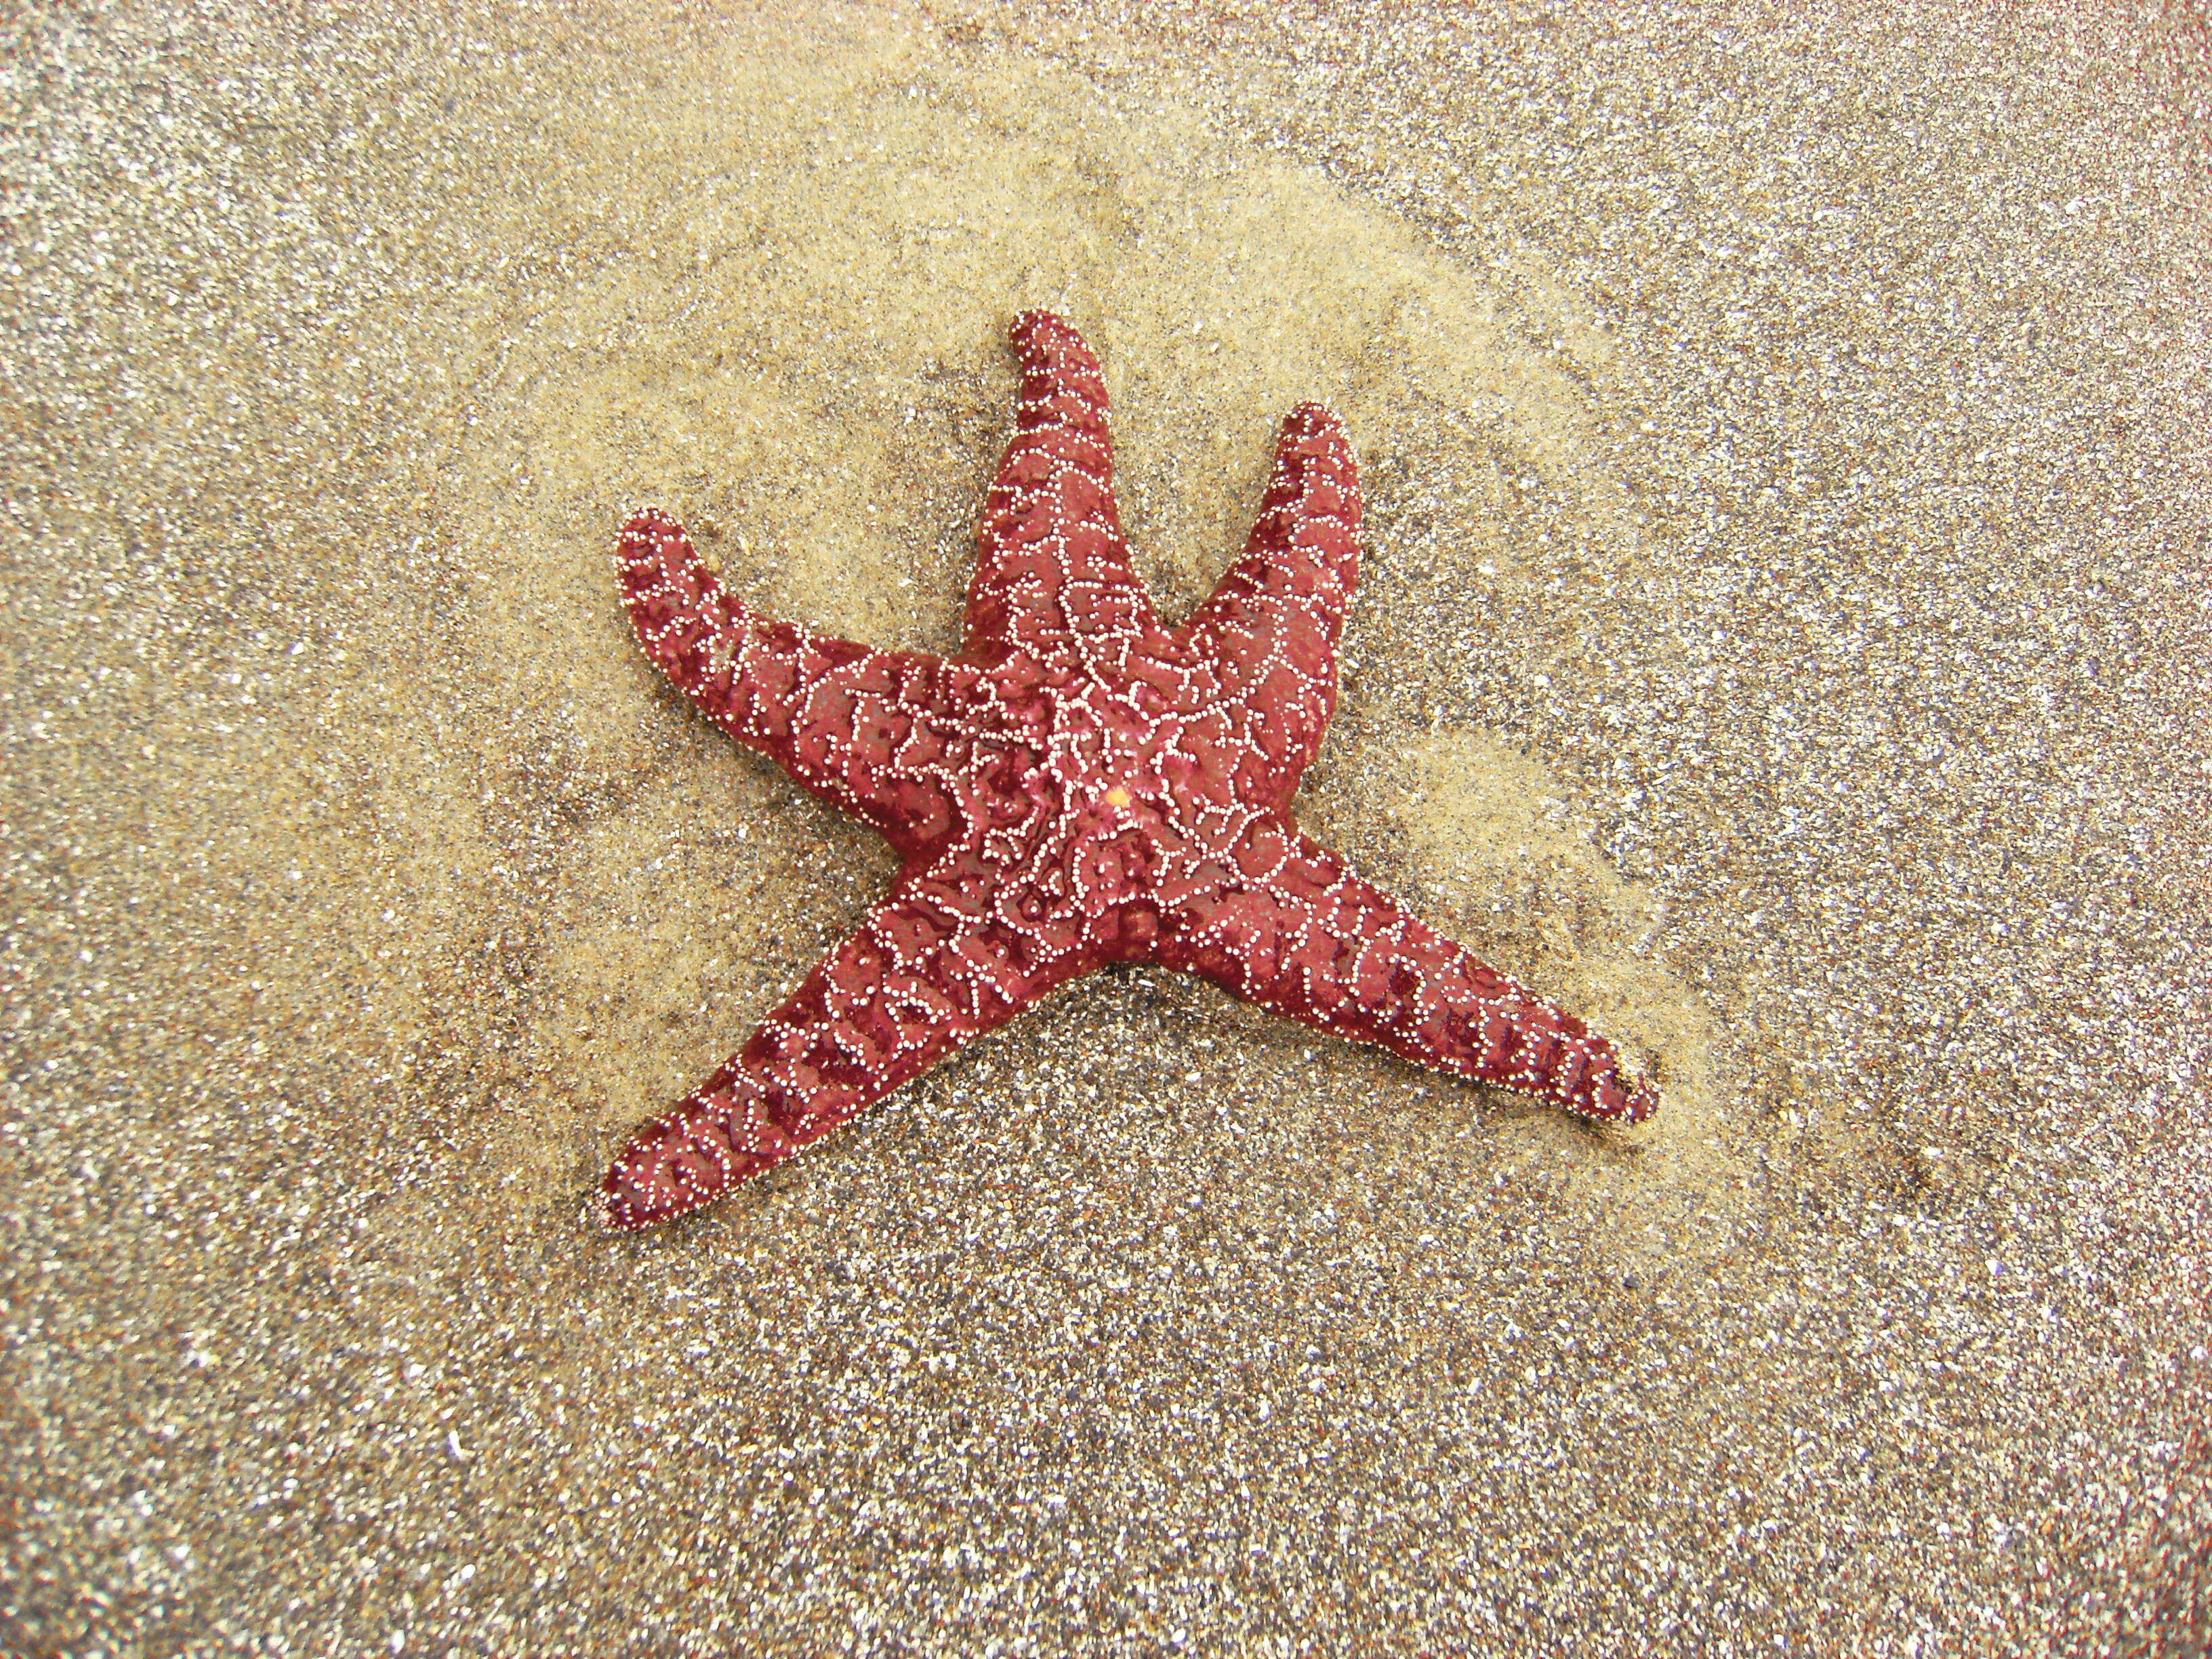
xmin=600 ymin=311 xmax=1655 ymax=1229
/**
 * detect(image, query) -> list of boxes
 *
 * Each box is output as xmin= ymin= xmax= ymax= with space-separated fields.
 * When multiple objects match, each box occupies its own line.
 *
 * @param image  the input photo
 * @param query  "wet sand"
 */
xmin=3 ymin=3 xmax=2207 ymax=1651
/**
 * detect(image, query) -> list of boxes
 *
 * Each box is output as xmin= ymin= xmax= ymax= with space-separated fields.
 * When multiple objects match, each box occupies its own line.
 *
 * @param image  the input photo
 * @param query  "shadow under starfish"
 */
xmin=600 ymin=310 xmax=1656 ymax=1230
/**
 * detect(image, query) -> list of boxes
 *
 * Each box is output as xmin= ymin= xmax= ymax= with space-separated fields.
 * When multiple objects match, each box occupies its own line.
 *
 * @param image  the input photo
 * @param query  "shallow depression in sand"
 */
xmin=426 ymin=20 xmax=1737 ymax=1225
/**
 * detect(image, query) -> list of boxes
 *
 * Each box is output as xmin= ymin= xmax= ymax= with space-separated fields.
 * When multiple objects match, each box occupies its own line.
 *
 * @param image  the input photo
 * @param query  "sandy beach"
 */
xmin=3 ymin=2 xmax=2207 ymax=1651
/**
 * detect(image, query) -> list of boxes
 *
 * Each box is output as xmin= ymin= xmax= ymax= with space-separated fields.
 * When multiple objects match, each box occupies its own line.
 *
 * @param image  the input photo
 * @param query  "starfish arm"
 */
xmin=598 ymin=858 xmax=1082 ymax=1229
xmin=618 ymin=509 xmax=977 ymax=857
xmin=1158 ymin=819 xmax=1656 ymax=1122
xmin=966 ymin=311 xmax=1163 ymax=661
xmin=1174 ymin=403 xmax=1361 ymax=806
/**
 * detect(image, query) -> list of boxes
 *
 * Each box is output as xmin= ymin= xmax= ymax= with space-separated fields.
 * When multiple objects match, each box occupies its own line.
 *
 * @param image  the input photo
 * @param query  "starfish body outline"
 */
xmin=602 ymin=311 xmax=1654 ymax=1229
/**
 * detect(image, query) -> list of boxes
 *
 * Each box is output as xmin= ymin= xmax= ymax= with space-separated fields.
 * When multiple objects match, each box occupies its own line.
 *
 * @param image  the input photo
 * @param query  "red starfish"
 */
xmin=601 ymin=311 xmax=1656 ymax=1229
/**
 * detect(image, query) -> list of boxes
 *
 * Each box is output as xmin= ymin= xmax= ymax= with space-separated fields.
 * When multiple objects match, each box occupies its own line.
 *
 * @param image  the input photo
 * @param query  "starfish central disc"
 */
xmin=600 ymin=310 xmax=1656 ymax=1230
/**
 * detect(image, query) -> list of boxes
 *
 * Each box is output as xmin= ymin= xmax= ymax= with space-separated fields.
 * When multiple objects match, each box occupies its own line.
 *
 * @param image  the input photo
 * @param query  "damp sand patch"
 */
xmin=419 ymin=12 xmax=1715 ymax=1218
